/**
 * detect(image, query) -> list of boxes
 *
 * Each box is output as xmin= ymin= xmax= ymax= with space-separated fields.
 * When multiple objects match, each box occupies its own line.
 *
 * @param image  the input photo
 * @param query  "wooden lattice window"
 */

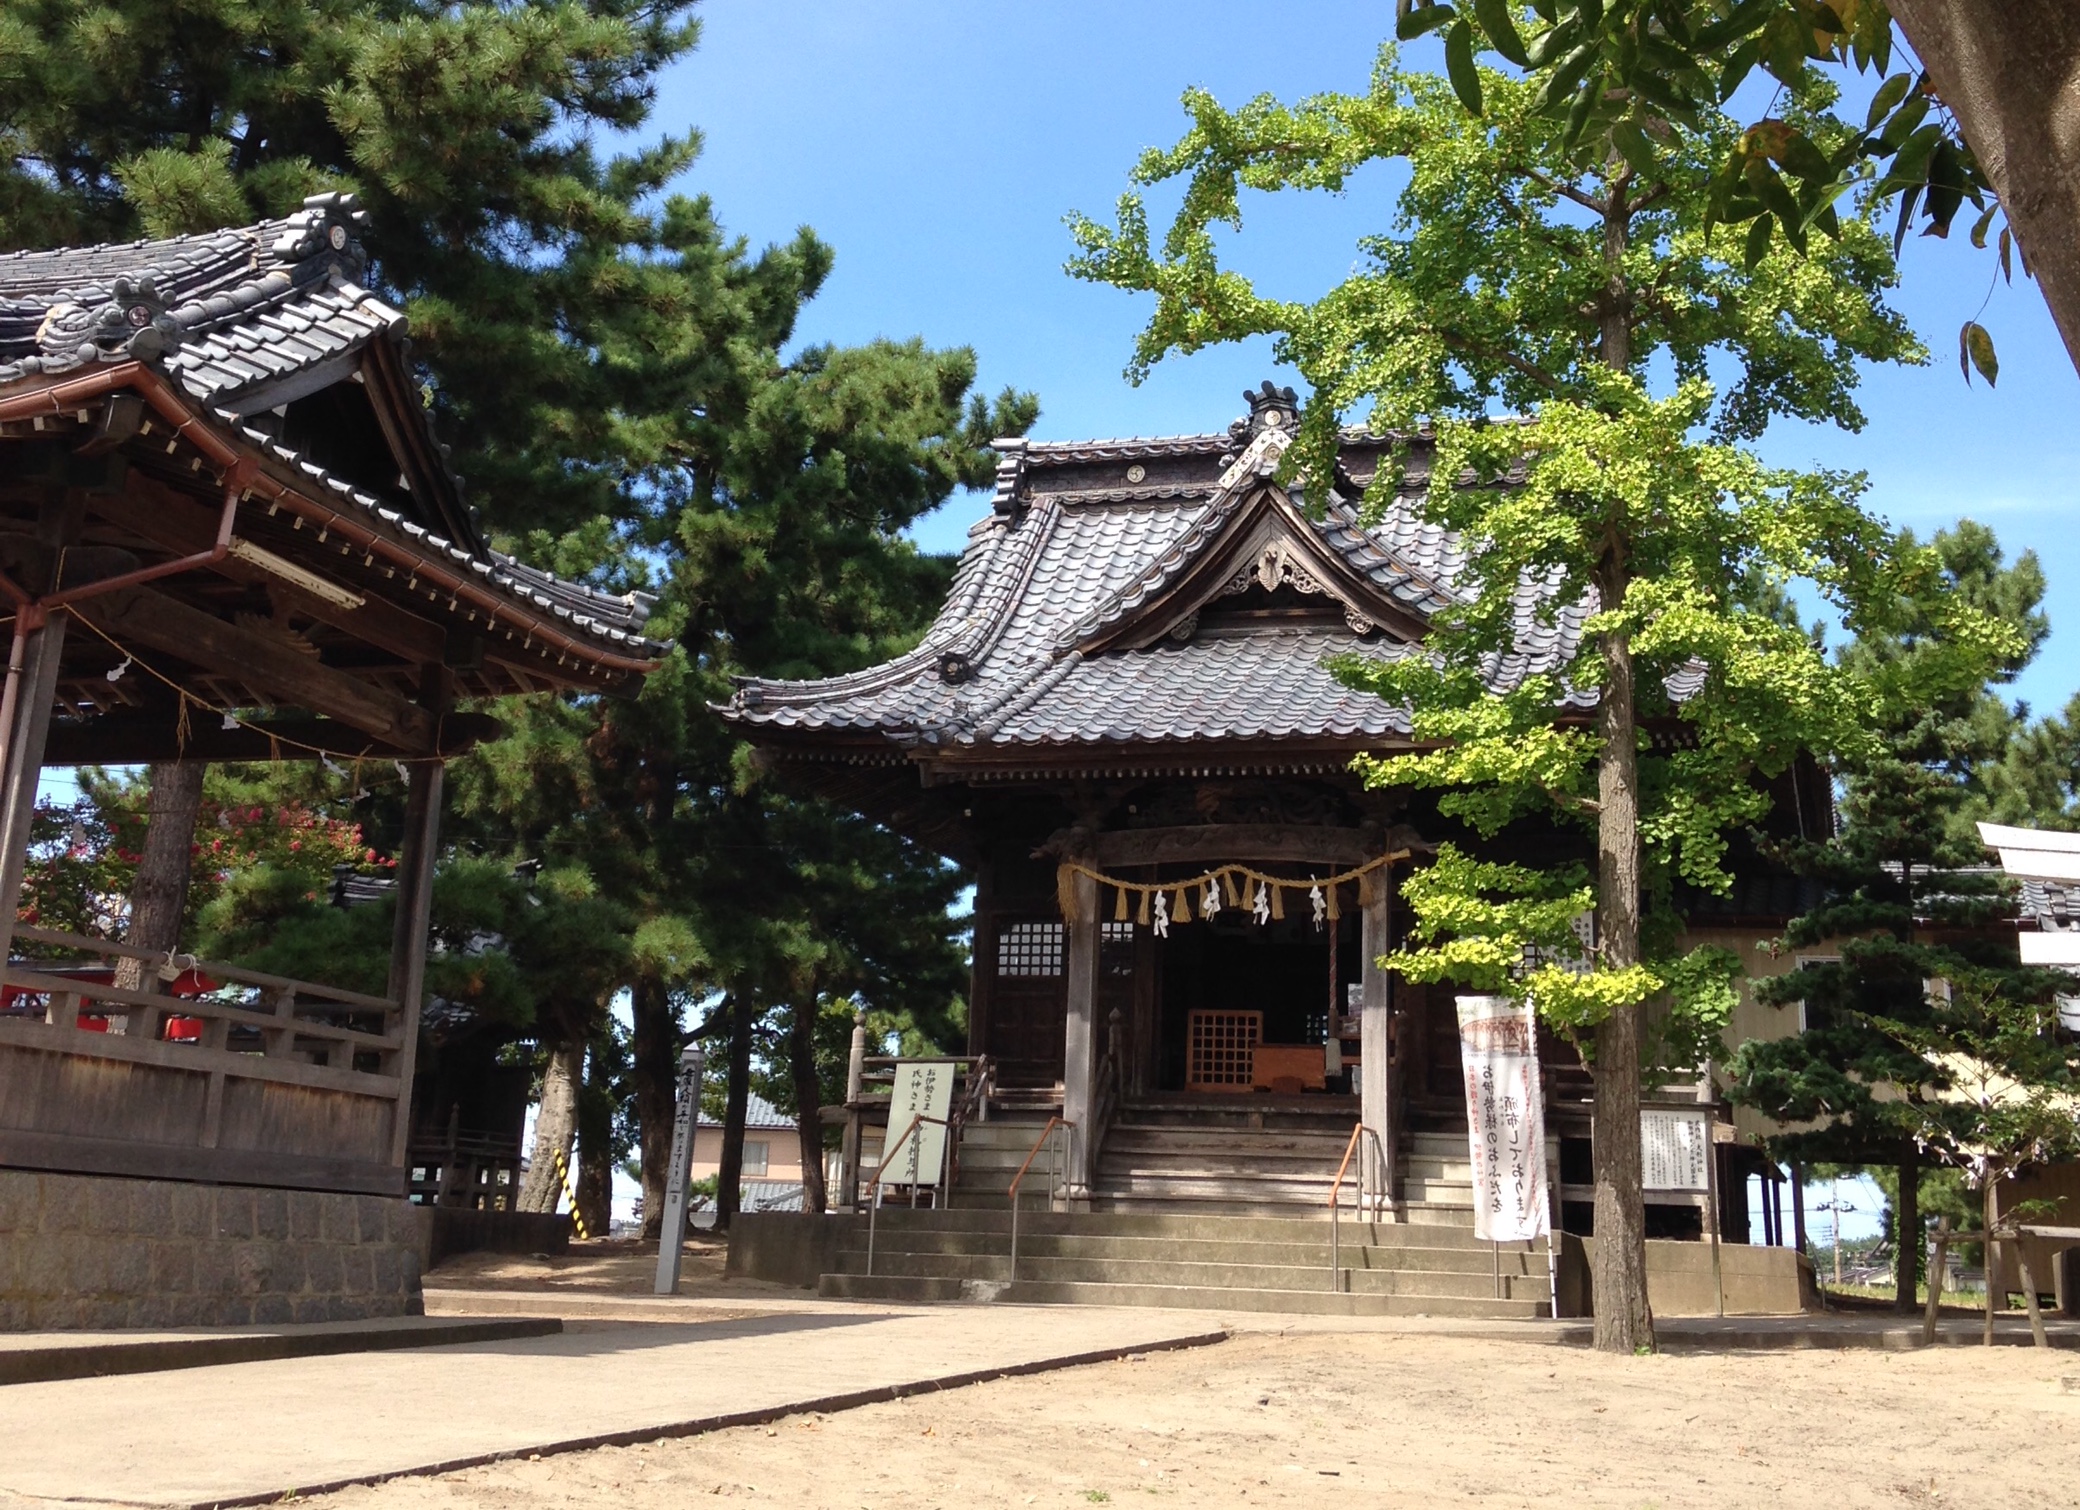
xmin=1187 ymin=1009 xmax=1262 ymax=1092
xmin=1101 ymin=921 xmax=1135 ymax=975
xmin=996 ymin=921 xmax=1064 ymax=977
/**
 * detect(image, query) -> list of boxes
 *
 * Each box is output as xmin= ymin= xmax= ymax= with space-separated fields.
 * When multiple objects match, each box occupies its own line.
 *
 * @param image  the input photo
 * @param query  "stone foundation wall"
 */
xmin=0 ymin=1169 xmax=431 ymax=1331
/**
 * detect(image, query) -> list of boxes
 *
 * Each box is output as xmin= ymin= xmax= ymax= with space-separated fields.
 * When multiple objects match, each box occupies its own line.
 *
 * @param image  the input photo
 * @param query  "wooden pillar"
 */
xmin=385 ymin=760 xmax=443 ymax=1170
xmin=1060 ymin=866 xmax=1099 ymax=1204
xmin=1360 ymin=865 xmax=1395 ymax=1215
xmin=0 ymin=610 xmax=68 ymax=968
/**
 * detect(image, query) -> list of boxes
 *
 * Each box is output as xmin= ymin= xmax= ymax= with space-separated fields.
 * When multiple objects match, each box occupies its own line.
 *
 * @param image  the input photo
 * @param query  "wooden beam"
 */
xmin=85 ymin=480 xmax=449 ymax=668
xmin=386 ymin=761 xmax=443 ymax=1166
xmin=41 ymin=710 xmax=502 ymax=765
xmin=1060 ymin=867 xmax=1098 ymax=1204
xmin=80 ymin=587 xmax=437 ymax=752
xmin=0 ymin=1125 xmax=404 ymax=1197
xmin=1093 ymin=824 xmax=1372 ymax=868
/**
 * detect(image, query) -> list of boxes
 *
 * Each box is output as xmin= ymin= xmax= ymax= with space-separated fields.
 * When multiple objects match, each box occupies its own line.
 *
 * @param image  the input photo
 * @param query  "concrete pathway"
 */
xmin=0 ymin=1306 xmax=1226 ymax=1508
xmin=0 ymin=1316 xmax=559 ymax=1386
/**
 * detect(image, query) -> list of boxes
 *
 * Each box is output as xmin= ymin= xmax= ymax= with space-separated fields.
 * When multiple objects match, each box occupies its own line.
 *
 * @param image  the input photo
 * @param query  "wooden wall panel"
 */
xmin=217 ymin=1078 xmax=394 ymax=1163
xmin=0 ymin=1043 xmax=208 ymax=1145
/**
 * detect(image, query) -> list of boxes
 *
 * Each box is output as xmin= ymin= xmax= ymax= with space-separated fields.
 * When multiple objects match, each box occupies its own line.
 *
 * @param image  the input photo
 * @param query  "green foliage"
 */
xmin=1729 ymin=521 xmax=2080 ymax=1185
xmin=1068 ymin=42 xmax=2001 ymax=1090
xmin=1068 ymin=55 xmax=1921 ymax=464
xmin=6 ymin=3 xmax=1029 ymax=1178
xmin=1439 ymin=1 xmax=2016 ymax=382
xmin=18 ymin=769 xmax=386 ymax=958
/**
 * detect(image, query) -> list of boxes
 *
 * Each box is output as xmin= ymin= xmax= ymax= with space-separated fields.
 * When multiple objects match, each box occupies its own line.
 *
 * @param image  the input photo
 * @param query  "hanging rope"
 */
xmin=1057 ymin=851 xmax=1407 ymax=936
xmin=67 ymin=610 xmax=441 ymax=765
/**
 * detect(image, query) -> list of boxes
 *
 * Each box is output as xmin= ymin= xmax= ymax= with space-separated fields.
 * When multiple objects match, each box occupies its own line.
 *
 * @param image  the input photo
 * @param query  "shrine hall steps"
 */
xmin=953 ymin=1113 xmax=1480 ymax=1221
xmin=817 ymin=1209 xmax=1550 ymax=1318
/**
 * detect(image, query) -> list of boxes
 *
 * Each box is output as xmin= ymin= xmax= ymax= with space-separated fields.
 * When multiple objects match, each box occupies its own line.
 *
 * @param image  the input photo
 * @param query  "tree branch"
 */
xmin=1521 ymin=165 xmax=1609 ymax=216
xmin=1435 ymin=327 xmax=1567 ymax=393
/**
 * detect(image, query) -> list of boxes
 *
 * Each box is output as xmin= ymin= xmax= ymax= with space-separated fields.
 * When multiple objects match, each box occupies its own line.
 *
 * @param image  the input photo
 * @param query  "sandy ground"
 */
xmin=295 ymin=1327 xmax=2080 ymax=1510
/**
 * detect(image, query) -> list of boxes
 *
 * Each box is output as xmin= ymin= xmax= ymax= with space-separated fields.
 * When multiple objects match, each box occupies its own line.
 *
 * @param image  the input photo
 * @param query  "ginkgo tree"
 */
xmin=1070 ymin=49 xmax=2016 ymax=1351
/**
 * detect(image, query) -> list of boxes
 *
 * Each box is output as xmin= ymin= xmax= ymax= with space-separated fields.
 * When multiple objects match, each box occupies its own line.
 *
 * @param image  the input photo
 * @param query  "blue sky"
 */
xmin=656 ymin=0 xmax=2080 ymax=721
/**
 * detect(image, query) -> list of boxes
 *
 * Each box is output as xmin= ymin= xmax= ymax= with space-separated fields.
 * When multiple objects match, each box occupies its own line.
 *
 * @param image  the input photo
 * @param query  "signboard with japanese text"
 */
xmin=1640 ymin=1108 xmax=1712 ymax=1191
xmin=883 ymin=1060 xmax=956 ymax=1187
xmin=1455 ymin=995 xmax=1549 ymax=1244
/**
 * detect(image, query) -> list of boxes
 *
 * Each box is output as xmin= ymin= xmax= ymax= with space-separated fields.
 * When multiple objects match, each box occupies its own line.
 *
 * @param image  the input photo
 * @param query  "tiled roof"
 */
xmin=0 ymin=195 xmax=667 ymax=662
xmin=700 ymin=1091 xmax=796 ymax=1130
xmin=725 ymin=391 xmax=1610 ymax=763
xmin=1 ymin=197 xmax=388 ymax=393
xmin=231 ymin=417 xmax=663 ymax=653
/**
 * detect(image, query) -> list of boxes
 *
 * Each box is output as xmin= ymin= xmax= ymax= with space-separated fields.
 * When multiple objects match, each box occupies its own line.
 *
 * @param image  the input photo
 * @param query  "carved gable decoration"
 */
xmin=1073 ymin=482 xmax=1428 ymax=653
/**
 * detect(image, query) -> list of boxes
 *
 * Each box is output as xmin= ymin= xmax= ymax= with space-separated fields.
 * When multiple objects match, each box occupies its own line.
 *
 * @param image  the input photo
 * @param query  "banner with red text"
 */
xmin=1456 ymin=994 xmax=1550 ymax=1244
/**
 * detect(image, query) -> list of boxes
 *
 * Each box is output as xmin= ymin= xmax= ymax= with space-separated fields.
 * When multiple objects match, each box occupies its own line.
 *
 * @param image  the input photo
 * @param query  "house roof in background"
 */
xmin=700 ymin=1091 xmax=796 ymax=1130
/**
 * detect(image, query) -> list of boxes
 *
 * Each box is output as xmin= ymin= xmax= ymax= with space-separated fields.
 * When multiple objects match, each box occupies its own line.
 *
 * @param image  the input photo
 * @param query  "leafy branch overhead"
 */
xmin=1412 ymin=0 xmax=2013 ymax=384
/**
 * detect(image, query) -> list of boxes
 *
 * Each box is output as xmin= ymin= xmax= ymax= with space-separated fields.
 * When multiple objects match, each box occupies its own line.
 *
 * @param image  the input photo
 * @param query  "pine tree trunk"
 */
xmin=575 ymin=1038 xmax=614 ymax=1239
xmin=1587 ymin=179 xmax=1654 ymax=1355
xmin=791 ymin=997 xmax=828 ymax=1214
xmin=630 ymin=975 xmax=679 ymax=1240
xmin=517 ymin=1040 xmax=582 ymax=1215
xmin=714 ymin=992 xmax=753 ymax=1233
xmin=113 ymin=762 xmax=206 ymax=994
xmin=1894 ymin=1149 xmax=1921 ymax=1313
xmin=1887 ymin=2 xmax=2080 ymax=377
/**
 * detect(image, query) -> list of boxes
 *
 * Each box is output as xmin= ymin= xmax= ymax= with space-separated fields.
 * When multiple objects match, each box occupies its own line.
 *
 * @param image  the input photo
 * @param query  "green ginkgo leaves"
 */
xmin=1449 ymin=1 xmax=2016 ymax=388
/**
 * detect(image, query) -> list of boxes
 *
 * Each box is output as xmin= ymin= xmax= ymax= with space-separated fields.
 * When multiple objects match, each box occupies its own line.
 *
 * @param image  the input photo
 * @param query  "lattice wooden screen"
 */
xmin=1186 ymin=1009 xmax=1262 ymax=1092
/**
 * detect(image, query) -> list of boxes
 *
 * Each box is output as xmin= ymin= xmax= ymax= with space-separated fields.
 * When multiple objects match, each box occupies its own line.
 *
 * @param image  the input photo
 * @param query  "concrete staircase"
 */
xmin=827 ymin=1110 xmax=1552 ymax=1319
xmin=817 ymin=1207 xmax=1552 ymax=1318
xmin=1091 ymin=1103 xmax=1353 ymax=1214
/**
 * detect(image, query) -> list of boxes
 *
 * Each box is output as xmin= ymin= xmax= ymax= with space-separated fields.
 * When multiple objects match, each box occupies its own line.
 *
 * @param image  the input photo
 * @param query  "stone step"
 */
xmin=832 ymin=1251 xmax=1546 ymax=1298
xmin=1104 ymin=1124 xmax=1353 ymax=1146
xmin=856 ymin=1206 xmax=1498 ymax=1244
xmin=1096 ymin=1155 xmax=1343 ymax=1180
xmin=846 ymin=1228 xmax=1540 ymax=1266
xmin=816 ymin=1272 xmax=1548 ymax=1319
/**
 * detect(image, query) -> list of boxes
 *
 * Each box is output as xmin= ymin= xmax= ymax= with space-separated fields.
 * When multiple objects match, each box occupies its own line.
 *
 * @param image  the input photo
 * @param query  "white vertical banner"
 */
xmin=1456 ymin=994 xmax=1550 ymax=1243
xmin=884 ymin=1061 xmax=955 ymax=1186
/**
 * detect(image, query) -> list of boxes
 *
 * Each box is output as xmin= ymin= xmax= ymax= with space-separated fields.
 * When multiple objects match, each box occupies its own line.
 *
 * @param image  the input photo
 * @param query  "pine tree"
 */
xmin=0 ymin=0 xmax=801 ymax=540
xmin=1728 ymin=522 xmax=2067 ymax=1307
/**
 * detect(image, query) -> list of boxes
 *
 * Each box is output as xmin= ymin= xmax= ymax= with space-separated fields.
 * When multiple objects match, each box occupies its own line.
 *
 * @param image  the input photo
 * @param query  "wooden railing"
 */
xmin=0 ymin=925 xmax=409 ymax=1194
xmin=1088 ymin=1008 xmax=1123 ymax=1184
xmin=1922 ymin=1216 xmax=2080 ymax=1349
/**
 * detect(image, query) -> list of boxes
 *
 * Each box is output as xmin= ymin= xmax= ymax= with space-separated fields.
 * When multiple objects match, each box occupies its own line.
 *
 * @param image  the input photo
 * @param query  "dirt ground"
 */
xmin=304 ymin=1326 xmax=2080 ymax=1510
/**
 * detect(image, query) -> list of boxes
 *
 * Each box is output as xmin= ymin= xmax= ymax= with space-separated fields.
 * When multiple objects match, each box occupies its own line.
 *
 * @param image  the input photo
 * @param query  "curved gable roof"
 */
xmin=723 ymin=389 xmax=1595 ymax=776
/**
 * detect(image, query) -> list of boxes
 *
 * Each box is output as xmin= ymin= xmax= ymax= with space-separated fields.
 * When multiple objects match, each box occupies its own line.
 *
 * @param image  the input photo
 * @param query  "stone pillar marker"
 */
xmin=654 ymin=1043 xmax=707 ymax=1295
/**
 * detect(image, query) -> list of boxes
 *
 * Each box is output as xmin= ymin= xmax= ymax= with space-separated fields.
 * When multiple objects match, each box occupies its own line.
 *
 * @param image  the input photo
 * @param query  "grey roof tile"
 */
xmin=0 ymin=196 xmax=668 ymax=664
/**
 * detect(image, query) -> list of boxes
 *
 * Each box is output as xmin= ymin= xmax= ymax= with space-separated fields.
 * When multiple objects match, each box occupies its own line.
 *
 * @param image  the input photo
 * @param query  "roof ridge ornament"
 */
xmin=33 ymin=273 xmax=182 ymax=366
xmin=268 ymin=192 xmax=371 ymax=282
xmin=1229 ymin=379 xmax=1301 ymax=443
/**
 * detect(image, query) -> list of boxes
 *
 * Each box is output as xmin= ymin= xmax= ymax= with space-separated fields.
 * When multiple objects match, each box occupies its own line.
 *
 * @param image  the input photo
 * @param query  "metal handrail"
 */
xmin=1327 ymin=1121 xmax=1388 ymax=1291
xmin=1006 ymin=1115 xmax=1075 ymax=1281
xmin=863 ymin=1113 xmax=956 ymax=1277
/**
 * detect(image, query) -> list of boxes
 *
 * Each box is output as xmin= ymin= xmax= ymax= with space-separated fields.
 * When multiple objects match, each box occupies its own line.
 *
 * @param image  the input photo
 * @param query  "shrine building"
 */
xmin=724 ymin=384 xmax=1830 ymax=1315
